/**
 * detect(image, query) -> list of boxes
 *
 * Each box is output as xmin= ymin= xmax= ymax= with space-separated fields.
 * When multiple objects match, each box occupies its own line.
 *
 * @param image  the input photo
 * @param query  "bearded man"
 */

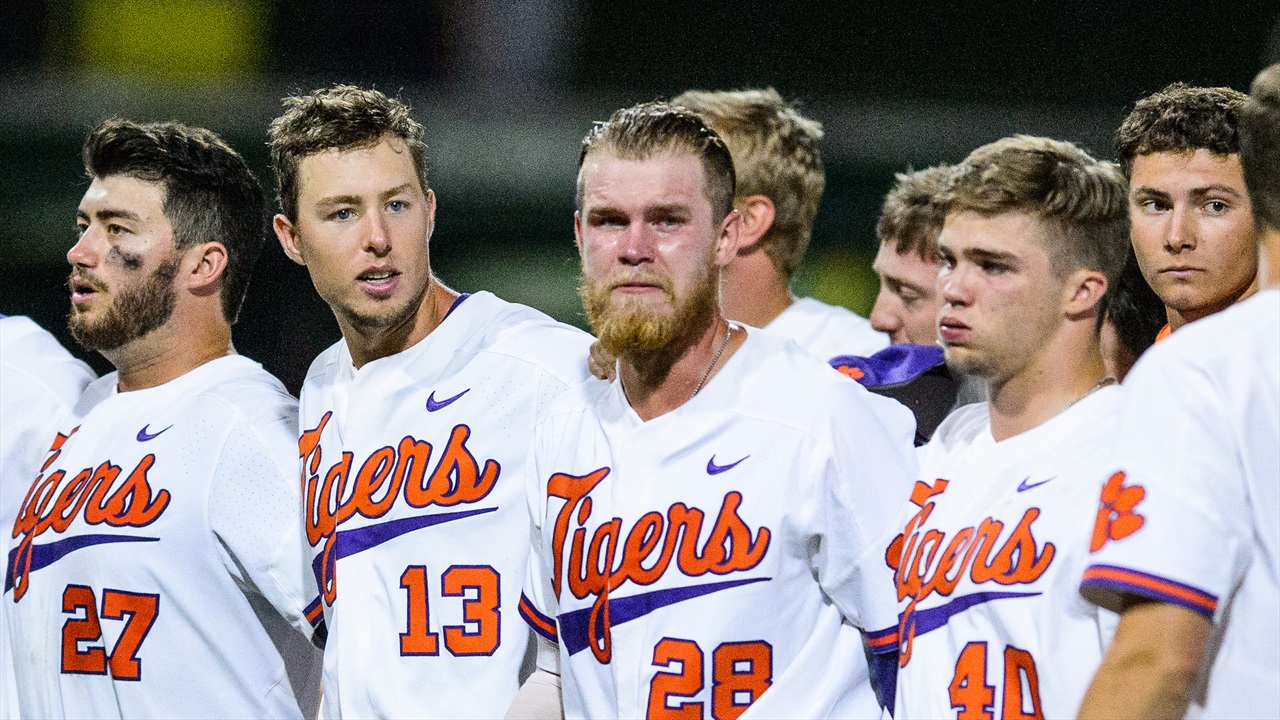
xmin=507 ymin=102 xmax=917 ymax=720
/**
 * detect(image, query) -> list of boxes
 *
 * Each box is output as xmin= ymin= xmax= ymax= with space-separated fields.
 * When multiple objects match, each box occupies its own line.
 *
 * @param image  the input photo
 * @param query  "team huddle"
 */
xmin=0 ymin=65 xmax=1276 ymax=720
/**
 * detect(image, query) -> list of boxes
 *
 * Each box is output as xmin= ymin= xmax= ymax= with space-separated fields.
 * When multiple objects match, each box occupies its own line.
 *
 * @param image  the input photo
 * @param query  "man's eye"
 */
xmin=388 ymin=200 xmax=406 ymax=212
xmin=1204 ymin=200 xmax=1228 ymax=215
xmin=1139 ymin=199 xmax=1168 ymax=213
xmin=107 ymin=224 xmax=129 ymax=235
xmin=74 ymin=223 xmax=88 ymax=237
xmin=332 ymin=208 xmax=353 ymax=221
xmin=982 ymin=262 xmax=1008 ymax=275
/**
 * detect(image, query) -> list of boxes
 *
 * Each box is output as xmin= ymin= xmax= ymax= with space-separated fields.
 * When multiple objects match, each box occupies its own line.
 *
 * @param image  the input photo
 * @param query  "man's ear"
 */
xmin=736 ymin=195 xmax=776 ymax=253
xmin=1064 ymin=268 xmax=1108 ymax=319
xmin=573 ymin=210 xmax=584 ymax=254
xmin=273 ymin=214 xmax=306 ymax=266
xmin=185 ymin=241 xmax=228 ymax=296
xmin=714 ymin=209 xmax=745 ymax=267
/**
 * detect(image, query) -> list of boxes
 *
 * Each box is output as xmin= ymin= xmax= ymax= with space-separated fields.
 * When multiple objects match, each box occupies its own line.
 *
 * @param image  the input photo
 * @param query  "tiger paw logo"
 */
xmin=1090 ymin=471 xmax=1145 ymax=552
xmin=834 ymin=364 xmax=865 ymax=381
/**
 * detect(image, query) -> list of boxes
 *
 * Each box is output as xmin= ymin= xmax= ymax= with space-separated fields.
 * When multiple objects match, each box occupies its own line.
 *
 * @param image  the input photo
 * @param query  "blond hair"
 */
xmin=672 ymin=88 xmax=823 ymax=279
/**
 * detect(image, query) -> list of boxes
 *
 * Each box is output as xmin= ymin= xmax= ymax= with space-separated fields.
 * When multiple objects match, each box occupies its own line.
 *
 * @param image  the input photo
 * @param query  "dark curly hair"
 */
xmin=1115 ymin=83 xmax=1247 ymax=178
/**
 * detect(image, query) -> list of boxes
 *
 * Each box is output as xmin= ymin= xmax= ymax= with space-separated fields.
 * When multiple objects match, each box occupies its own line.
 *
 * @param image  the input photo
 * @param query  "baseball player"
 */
xmin=671 ymin=88 xmax=888 ymax=360
xmin=887 ymin=136 xmax=1131 ymax=717
xmin=1078 ymin=63 xmax=1280 ymax=719
xmin=269 ymin=85 xmax=593 ymax=719
xmin=1116 ymin=82 xmax=1259 ymax=339
xmin=510 ymin=102 xmax=916 ymax=719
xmin=0 ymin=316 xmax=94 ymax=719
xmin=4 ymin=120 xmax=321 ymax=718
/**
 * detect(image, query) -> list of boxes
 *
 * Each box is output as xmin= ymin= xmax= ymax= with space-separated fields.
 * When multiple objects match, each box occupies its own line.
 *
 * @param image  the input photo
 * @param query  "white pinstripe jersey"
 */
xmin=890 ymin=389 xmax=1122 ymax=719
xmin=5 ymin=355 xmax=321 ymax=719
xmin=298 ymin=291 xmax=593 ymax=719
xmin=520 ymin=329 xmax=916 ymax=719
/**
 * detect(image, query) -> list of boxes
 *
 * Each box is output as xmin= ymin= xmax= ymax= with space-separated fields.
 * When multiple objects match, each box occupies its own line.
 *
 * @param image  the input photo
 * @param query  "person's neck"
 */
xmin=107 ymin=313 xmax=234 ymax=393
xmin=1262 ymin=226 xmax=1280 ymax=290
xmin=343 ymin=281 xmax=459 ymax=369
xmin=720 ymin=253 xmax=793 ymax=328
xmin=1166 ymin=275 xmax=1260 ymax=330
xmin=986 ymin=333 xmax=1110 ymax=442
xmin=619 ymin=314 xmax=741 ymax=422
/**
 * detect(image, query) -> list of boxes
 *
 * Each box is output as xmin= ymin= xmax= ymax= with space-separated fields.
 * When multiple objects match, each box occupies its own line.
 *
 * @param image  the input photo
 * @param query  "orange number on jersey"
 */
xmin=101 ymin=590 xmax=160 ymax=681
xmin=399 ymin=565 xmax=440 ymax=655
xmin=61 ymin=585 xmax=106 ymax=675
xmin=441 ymin=565 xmax=500 ymax=656
xmin=648 ymin=638 xmax=704 ymax=719
xmin=948 ymin=642 xmax=1045 ymax=720
xmin=60 ymin=585 xmax=160 ymax=679
xmin=1002 ymin=646 xmax=1044 ymax=720
xmin=711 ymin=641 xmax=773 ymax=720
xmin=949 ymin=642 xmax=995 ymax=720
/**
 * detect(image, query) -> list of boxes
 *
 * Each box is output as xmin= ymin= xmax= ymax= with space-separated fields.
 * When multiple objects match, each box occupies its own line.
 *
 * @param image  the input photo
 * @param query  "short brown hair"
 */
xmin=578 ymin=102 xmax=736 ymax=220
xmin=946 ymin=135 xmax=1129 ymax=291
xmin=1240 ymin=64 xmax=1280 ymax=232
xmin=1115 ymin=83 xmax=1246 ymax=178
xmin=268 ymin=85 xmax=429 ymax=221
xmin=671 ymin=88 xmax=823 ymax=279
xmin=84 ymin=119 xmax=267 ymax=324
xmin=876 ymin=164 xmax=955 ymax=262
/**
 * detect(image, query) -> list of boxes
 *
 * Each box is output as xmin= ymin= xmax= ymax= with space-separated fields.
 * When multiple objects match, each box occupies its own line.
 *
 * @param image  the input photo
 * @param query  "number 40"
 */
xmin=949 ymin=641 xmax=1044 ymax=720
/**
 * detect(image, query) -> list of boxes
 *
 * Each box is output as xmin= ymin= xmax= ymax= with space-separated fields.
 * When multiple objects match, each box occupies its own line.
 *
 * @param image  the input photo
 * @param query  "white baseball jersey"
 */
xmin=299 ymin=291 xmax=593 ymax=719
xmin=4 ymin=354 xmax=321 ymax=719
xmin=1080 ymin=289 xmax=1280 ymax=719
xmin=891 ymin=388 xmax=1122 ymax=719
xmin=520 ymin=329 xmax=917 ymax=719
xmin=0 ymin=315 xmax=94 ymax=720
xmin=762 ymin=296 xmax=889 ymax=363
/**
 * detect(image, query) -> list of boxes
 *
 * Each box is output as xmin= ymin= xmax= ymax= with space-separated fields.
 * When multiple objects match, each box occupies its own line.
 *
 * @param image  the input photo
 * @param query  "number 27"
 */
xmin=62 ymin=585 xmax=159 ymax=681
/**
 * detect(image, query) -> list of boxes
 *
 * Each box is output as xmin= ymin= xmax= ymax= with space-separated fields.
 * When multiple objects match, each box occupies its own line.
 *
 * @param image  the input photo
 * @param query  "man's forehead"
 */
xmin=579 ymin=149 xmax=705 ymax=206
xmin=1130 ymin=148 xmax=1246 ymax=188
xmin=297 ymin=138 xmax=420 ymax=198
xmin=80 ymin=174 xmax=167 ymax=212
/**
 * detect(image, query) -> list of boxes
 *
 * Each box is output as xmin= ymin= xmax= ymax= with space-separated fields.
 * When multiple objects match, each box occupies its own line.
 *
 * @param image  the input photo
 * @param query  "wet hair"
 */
xmin=578 ymin=101 xmax=736 ymax=219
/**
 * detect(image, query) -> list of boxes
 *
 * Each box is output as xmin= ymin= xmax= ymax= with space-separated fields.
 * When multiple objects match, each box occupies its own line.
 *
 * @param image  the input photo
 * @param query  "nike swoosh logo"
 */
xmin=559 ymin=577 xmax=771 ymax=656
xmin=136 ymin=424 xmax=172 ymax=442
xmin=6 ymin=535 xmax=159 ymax=593
xmin=311 ymin=507 xmax=497 ymax=587
xmin=707 ymin=455 xmax=749 ymax=475
xmin=1016 ymin=476 xmax=1055 ymax=492
xmin=426 ymin=389 xmax=470 ymax=412
xmin=902 ymin=590 xmax=1040 ymax=640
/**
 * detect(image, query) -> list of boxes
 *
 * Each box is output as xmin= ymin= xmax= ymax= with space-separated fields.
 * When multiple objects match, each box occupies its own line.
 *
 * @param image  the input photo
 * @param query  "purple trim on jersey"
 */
xmin=901 ymin=590 xmax=1040 ymax=640
xmin=868 ymin=648 xmax=898 ymax=715
xmin=559 ymin=577 xmax=770 ymax=656
xmin=312 ymin=507 xmax=498 ymax=587
xmin=5 ymin=534 xmax=158 ymax=593
xmin=442 ymin=293 xmax=471 ymax=321
xmin=304 ymin=595 xmax=324 ymax=627
xmin=519 ymin=593 xmax=558 ymax=642
xmin=829 ymin=344 xmax=945 ymax=387
xmin=1080 ymin=564 xmax=1218 ymax=618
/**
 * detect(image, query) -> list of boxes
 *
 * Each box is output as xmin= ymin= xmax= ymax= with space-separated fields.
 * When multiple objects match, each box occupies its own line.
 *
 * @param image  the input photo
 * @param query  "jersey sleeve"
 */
xmin=517 ymin=417 xmax=561 ymax=651
xmin=1079 ymin=348 xmax=1248 ymax=619
xmin=207 ymin=409 xmax=323 ymax=642
xmin=814 ymin=390 xmax=918 ymax=644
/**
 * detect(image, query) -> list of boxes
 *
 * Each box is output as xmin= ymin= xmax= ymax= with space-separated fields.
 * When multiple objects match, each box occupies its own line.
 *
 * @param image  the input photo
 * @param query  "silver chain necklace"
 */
xmin=1061 ymin=374 xmax=1117 ymax=414
xmin=688 ymin=321 xmax=733 ymax=401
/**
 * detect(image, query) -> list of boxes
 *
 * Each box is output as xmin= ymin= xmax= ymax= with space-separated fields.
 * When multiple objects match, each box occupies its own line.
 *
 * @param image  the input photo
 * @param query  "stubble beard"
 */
xmin=69 ymin=258 xmax=180 ymax=352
